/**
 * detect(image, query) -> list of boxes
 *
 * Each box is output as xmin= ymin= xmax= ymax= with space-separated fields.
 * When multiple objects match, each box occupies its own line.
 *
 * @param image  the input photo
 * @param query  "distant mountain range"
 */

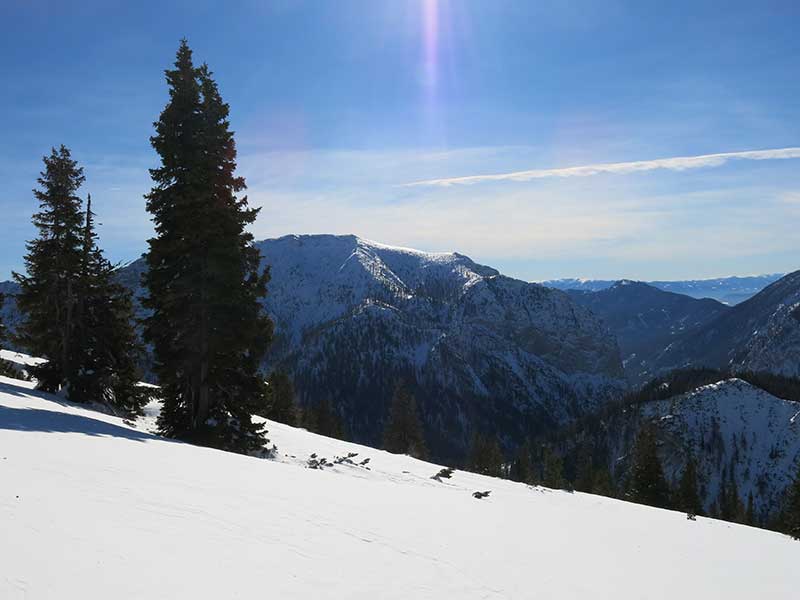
xmin=543 ymin=274 xmax=784 ymax=305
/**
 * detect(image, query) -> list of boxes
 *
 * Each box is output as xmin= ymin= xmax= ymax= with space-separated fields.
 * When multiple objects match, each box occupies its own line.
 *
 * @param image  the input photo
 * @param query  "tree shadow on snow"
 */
xmin=0 ymin=404 xmax=156 ymax=442
xmin=0 ymin=379 xmax=156 ymax=442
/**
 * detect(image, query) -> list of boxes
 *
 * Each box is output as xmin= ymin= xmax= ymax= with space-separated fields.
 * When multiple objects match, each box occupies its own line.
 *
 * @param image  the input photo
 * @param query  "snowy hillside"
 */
xmin=648 ymin=380 xmax=800 ymax=515
xmin=596 ymin=378 xmax=800 ymax=520
xmin=1 ymin=372 xmax=796 ymax=599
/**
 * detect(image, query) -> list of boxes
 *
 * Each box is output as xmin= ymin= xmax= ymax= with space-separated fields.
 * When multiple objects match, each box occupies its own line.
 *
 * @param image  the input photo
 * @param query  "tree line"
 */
xmin=0 ymin=40 xmax=273 ymax=454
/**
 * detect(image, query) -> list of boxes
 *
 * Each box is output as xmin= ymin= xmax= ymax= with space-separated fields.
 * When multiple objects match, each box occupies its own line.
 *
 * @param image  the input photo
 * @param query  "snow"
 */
xmin=1 ymin=373 xmax=797 ymax=599
xmin=0 ymin=349 xmax=47 ymax=368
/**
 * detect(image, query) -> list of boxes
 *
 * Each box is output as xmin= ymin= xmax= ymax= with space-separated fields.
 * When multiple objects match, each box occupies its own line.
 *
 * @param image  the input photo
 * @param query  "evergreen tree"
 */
xmin=780 ymin=464 xmax=800 ymax=539
xmin=143 ymin=40 xmax=273 ymax=453
xmin=68 ymin=196 xmax=148 ymax=415
xmin=13 ymin=146 xmax=85 ymax=391
xmin=627 ymin=425 xmax=671 ymax=508
xmin=591 ymin=465 xmax=615 ymax=497
xmin=677 ymin=453 xmax=702 ymax=515
xmin=0 ymin=292 xmax=6 ymax=346
xmin=745 ymin=492 xmax=756 ymax=526
xmin=264 ymin=370 xmax=297 ymax=426
xmin=469 ymin=432 xmax=504 ymax=478
xmin=509 ymin=440 xmax=533 ymax=484
xmin=0 ymin=294 xmax=14 ymax=378
xmin=573 ymin=444 xmax=595 ymax=492
xmin=541 ymin=446 xmax=566 ymax=489
xmin=305 ymin=397 xmax=344 ymax=439
xmin=382 ymin=381 xmax=427 ymax=460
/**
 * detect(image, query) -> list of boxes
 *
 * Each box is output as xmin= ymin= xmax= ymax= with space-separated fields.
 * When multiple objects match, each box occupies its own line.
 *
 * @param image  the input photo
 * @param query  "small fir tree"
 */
xmin=305 ymin=398 xmax=345 ymax=440
xmin=627 ymin=425 xmax=671 ymax=509
xmin=469 ymin=432 xmax=504 ymax=478
xmin=541 ymin=446 xmax=566 ymax=489
xmin=677 ymin=453 xmax=702 ymax=515
xmin=68 ymin=196 xmax=148 ymax=415
xmin=780 ymin=464 xmax=800 ymax=539
xmin=265 ymin=370 xmax=297 ymax=426
xmin=0 ymin=292 xmax=6 ymax=346
xmin=13 ymin=145 xmax=86 ymax=391
xmin=383 ymin=381 xmax=428 ymax=460
xmin=509 ymin=440 xmax=533 ymax=484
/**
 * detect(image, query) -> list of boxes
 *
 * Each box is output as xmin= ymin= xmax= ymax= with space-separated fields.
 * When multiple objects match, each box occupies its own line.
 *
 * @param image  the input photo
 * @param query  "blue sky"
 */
xmin=1 ymin=0 xmax=799 ymax=282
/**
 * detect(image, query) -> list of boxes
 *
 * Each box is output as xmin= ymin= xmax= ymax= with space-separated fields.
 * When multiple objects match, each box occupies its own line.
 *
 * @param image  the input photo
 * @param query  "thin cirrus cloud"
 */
xmin=404 ymin=147 xmax=800 ymax=187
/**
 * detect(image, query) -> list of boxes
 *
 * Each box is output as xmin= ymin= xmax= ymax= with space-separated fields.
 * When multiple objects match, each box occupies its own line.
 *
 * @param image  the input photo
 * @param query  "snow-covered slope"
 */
xmin=650 ymin=379 xmax=800 ymax=514
xmin=604 ymin=378 xmax=800 ymax=519
xmin=1 ymin=373 xmax=796 ymax=599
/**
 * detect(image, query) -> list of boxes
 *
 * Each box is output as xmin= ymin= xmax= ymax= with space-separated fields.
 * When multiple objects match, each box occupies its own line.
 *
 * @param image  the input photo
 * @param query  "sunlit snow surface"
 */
xmin=0 ymin=372 xmax=796 ymax=599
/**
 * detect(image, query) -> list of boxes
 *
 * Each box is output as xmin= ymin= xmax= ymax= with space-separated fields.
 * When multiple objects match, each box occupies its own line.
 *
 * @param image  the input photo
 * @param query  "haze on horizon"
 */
xmin=1 ymin=1 xmax=798 ymax=283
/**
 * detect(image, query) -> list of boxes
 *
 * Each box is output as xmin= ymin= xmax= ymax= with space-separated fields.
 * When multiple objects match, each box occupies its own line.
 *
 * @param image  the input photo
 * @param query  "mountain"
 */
xmin=543 ymin=273 xmax=784 ymax=305
xmin=654 ymin=270 xmax=800 ymax=377
xmin=258 ymin=235 xmax=625 ymax=458
xmin=566 ymin=281 xmax=729 ymax=384
xmin=604 ymin=377 xmax=800 ymax=521
xmin=0 ymin=234 xmax=626 ymax=460
xmin=1 ymin=371 xmax=795 ymax=598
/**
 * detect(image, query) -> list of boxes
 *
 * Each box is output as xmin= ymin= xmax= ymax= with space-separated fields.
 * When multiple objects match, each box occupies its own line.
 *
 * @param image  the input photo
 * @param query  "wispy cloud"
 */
xmin=404 ymin=147 xmax=800 ymax=187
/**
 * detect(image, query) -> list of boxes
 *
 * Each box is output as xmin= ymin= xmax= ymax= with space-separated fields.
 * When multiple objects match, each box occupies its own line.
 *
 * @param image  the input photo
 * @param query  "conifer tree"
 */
xmin=469 ymin=432 xmax=504 ymax=478
xmin=383 ymin=381 xmax=428 ymax=460
xmin=677 ymin=453 xmax=702 ymax=515
xmin=264 ymin=370 xmax=297 ymax=426
xmin=541 ymin=446 xmax=566 ymax=489
xmin=509 ymin=440 xmax=533 ymax=483
xmin=13 ymin=146 xmax=85 ymax=391
xmin=69 ymin=196 xmax=148 ymax=415
xmin=592 ymin=465 xmax=615 ymax=497
xmin=143 ymin=40 xmax=273 ymax=452
xmin=627 ymin=425 xmax=671 ymax=508
xmin=745 ymin=492 xmax=756 ymax=526
xmin=305 ymin=397 xmax=344 ymax=439
xmin=780 ymin=464 xmax=800 ymax=539
xmin=0 ymin=292 xmax=6 ymax=346
xmin=573 ymin=445 xmax=595 ymax=492
xmin=0 ymin=294 xmax=13 ymax=378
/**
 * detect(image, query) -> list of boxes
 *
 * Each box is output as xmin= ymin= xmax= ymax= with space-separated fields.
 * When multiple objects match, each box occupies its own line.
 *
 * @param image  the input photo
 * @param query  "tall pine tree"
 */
xmin=627 ymin=425 xmax=671 ymax=509
xmin=383 ymin=381 xmax=428 ymax=460
xmin=144 ymin=41 xmax=273 ymax=452
xmin=69 ymin=195 xmax=148 ymax=415
xmin=13 ymin=146 xmax=85 ymax=391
